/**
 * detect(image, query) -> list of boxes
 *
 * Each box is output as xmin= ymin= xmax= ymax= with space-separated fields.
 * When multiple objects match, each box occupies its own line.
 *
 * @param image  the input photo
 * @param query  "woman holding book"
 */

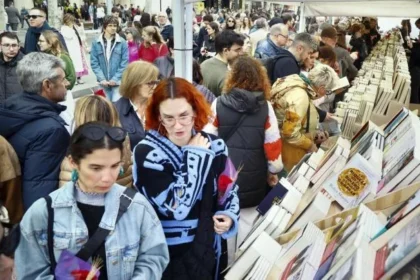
xmin=133 ymin=77 xmax=239 ymax=280
xmin=204 ymin=56 xmax=283 ymax=264
xmin=270 ymin=64 xmax=339 ymax=172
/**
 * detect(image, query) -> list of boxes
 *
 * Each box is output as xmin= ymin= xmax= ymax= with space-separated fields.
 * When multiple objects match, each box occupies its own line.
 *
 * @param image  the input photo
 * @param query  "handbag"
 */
xmin=45 ymin=187 xmax=137 ymax=277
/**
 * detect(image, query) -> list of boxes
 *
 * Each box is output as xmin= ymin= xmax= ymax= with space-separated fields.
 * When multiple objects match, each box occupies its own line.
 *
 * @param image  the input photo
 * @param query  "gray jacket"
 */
xmin=5 ymin=7 xmax=21 ymax=24
xmin=0 ymin=52 xmax=24 ymax=102
xmin=334 ymin=47 xmax=358 ymax=80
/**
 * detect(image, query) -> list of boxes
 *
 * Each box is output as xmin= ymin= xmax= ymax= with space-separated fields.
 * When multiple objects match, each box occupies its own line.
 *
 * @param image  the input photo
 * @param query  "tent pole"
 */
xmin=298 ymin=2 xmax=305 ymax=33
xmin=173 ymin=0 xmax=186 ymax=79
xmin=185 ymin=2 xmax=194 ymax=82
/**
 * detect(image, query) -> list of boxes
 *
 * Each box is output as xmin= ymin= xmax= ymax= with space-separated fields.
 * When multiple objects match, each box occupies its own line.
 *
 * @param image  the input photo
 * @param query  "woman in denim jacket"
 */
xmin=15 ymin=122 xmax=169 ymax=280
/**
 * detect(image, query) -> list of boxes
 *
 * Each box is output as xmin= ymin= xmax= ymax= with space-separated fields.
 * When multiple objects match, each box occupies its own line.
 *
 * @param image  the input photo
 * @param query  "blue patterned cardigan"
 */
xmin=133 ymin=130 xmax=240 ymax=278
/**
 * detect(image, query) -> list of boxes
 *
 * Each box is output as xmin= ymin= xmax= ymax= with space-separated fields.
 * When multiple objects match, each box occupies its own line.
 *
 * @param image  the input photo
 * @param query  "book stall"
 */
xmin=335 ymin=31 xmax=412 ymax=139
xmin=224 ymin=31 xmax=420 ymax=280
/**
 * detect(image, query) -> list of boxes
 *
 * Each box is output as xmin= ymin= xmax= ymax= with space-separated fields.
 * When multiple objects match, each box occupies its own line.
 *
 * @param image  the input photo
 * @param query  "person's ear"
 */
xmin=68 ymin=156 xmax=79 ymax=170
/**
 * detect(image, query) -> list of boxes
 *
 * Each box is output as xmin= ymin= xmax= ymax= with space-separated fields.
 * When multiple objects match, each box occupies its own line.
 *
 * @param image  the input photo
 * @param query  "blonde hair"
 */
xmin=119 ymin=61 xmax=159 ymax=100
xmin=63 ymin=13 xmax=75 ymax=26
xmin=74 ymin=95 xmax=121 ymax=129
xmin=308 ymin=64 xmax=339 ymax=90
xmin=143 ymin=26 xmax=165 ymax=47
xmin=41 ymin=30 xmax=66 ymax=56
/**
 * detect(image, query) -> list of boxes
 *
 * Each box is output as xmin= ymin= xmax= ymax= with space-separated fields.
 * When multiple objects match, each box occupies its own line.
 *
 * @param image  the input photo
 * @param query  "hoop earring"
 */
xmin=71 ymin=169 xmax=79 ymax=182
xmin=119 ymin=166 xmax=124 ymax=177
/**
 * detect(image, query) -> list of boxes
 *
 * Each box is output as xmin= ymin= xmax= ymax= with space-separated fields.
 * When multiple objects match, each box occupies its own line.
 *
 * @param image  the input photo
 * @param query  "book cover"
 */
xmin=373 ymin=214 xmax=420 ymax=280
xmin=257 ymin=182 xmax=289 ymax=215
xmin=323 ymin=153 xmax=381 ymax=209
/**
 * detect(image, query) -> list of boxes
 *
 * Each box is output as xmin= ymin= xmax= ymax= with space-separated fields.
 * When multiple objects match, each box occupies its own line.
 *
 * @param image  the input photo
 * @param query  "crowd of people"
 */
xmin=1 ymin=2 xmax=420 ymax=280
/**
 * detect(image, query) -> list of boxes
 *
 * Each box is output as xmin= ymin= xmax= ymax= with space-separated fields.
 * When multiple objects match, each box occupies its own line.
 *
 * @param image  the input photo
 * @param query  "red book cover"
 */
xmin=374 ymin=245 xmax=388 ymax=280
xmin=281 ymin=256 xmax=297 ymax=280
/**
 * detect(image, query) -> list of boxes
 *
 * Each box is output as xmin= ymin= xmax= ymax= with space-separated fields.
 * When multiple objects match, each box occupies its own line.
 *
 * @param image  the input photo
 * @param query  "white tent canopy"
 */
xmin=259 ymin=0 xmax=420 ymax=18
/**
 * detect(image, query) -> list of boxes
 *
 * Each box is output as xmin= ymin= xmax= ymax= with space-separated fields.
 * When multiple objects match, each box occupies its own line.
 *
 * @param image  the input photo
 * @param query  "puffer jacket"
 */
xmin=254 ymin=34 xmax=285 ymax=59
xmin=216 ymin=89 xmax=269 ymax=208
xmin=0 ymin=52 xmax=24 ymax=102
xmin=270 ymin=74 xmax=319 ymax=172
xmin=59 ymin=137 xmax=133 ymax=187
xmin=0 ymin=93 xmax=70 ymax=210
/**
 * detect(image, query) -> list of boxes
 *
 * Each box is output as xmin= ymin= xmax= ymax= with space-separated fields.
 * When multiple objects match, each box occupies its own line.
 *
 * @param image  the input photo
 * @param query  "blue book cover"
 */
xmin=256 ymin=182 xmax=288 ymax=215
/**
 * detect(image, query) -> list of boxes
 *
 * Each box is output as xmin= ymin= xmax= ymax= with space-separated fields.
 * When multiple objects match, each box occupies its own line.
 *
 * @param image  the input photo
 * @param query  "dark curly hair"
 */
xmin=223 ymin=56 xmax=271 ymax=99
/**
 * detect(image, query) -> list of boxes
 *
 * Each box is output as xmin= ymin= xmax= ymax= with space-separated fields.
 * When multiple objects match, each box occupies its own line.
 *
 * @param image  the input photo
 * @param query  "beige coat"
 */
xmin=270 ymin=74 xmax=320 ymax=172
xmin=59 ymin=138 xmax=133 ymax=187
xmin=0 ymin=136 xmax=23 ymax=224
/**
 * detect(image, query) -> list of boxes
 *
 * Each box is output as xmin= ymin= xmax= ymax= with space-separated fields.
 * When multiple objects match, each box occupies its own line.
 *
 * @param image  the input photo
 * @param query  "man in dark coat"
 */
xmin=24 ymin=7 xmax=67 ymax=53
xmin=5 ymin=2 xmax=21 ymax=31
xmin=0 ymin=32 xmax=24 ymax=102
xmin=0 ymin=52 xmax=70 ymax=210
xmin=157 ymin=11 xmax=173 ymax=42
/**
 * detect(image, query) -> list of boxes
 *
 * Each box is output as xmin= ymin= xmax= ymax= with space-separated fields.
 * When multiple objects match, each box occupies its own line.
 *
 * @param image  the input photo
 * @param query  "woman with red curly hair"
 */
xmin=204 ymin=56 xmax=283 ymax=263
xmin=133 ymin=77 xmax=239 ymax=280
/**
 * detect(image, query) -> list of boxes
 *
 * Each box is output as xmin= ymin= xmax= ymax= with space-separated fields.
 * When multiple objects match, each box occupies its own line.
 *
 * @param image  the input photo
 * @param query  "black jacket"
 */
xmin=0 ymin=52 xmax=24 ymax=102
xmin=216 ymin=88 xmax=269 ymax=208
xmin=194 ymin=26 xmax=208 ymax=57
xmin=0 ymin=93 xmax=70 ymax=210
xmin=350 ymin=36 xmax=368 ymax=70
xmin=114 ymin=97 xmax=145 ymax=150
xmin=160 ymin=24 xmax=174 ymax=42
xmin=24 ymin=22 xmax=68 ymax=54
xmin=272 ymin=49 xmax=300 ymax=82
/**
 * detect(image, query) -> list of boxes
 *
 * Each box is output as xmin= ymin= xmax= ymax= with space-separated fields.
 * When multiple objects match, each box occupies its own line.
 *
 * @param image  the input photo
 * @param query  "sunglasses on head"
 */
xmin=28 ymin=15 xmax=44 ymax=19
xmin=73 ymin=126 xmax=127 ymax=144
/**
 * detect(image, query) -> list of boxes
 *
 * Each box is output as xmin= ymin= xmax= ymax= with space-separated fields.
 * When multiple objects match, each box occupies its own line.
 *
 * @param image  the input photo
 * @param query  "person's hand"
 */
xmin=100 ymin=80 xmax=109 ymax=87
xmin=267 ymin=173 xmax=279 ymax=187
xmin=350 ymin=52 xmax=358 ymax=60
xmin=325 ymin=112 xmax=335 ymax=121
xmin=188 ymin=133 xmax=210 ymax=149
xmin=213 ymin=215 xmax=233 ymax=235
xmin=108 ymin=80 xmax=117 ymax=87
xmin=308 ymin=143 xmax=318 ymax=153
xmin=200 ymin=47 xmax=207 ymax=55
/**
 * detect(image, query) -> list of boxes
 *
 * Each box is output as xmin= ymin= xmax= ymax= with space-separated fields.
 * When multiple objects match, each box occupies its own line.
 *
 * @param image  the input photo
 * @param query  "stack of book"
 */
xmin=225 ymin=181 xmax=420 ymax=280
xmin=335 ymin=31 xmax=410 ymax=140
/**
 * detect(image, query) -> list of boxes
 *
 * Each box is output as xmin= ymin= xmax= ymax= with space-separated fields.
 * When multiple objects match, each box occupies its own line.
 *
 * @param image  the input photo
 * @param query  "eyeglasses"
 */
xmin=275 ymin=34 xmax=289 ymax=40
xmin=146 ymin=80 xmax=160 ymax=87
xmin=124 ymin=31 xmax=131 ymax=34
xmin=28 ymin=15 xmax=44 ymax=19
xmin=1 ymin=44 xmax=19 ymax=49
xmin=160 ymin=115 xmax=195 ymax=127
xmin=73 ymin=126 xmax=127 ymax=144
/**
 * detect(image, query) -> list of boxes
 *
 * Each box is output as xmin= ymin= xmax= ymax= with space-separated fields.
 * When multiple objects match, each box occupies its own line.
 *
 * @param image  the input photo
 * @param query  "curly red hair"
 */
xmin=223 ymin=56 xmax=271 ymax=99
xmin=145 ymin=77 xmax=212 ymax=135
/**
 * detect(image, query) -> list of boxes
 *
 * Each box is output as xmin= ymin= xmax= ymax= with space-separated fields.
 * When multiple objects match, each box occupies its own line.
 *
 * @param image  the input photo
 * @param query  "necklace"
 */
xmin=75 ymin=182 xmax=103 ymax=196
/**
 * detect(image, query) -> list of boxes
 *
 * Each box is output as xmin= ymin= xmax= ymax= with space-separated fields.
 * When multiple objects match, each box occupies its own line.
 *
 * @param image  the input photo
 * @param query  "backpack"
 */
xmin=259 ymin=53 xmax=290 ymax=84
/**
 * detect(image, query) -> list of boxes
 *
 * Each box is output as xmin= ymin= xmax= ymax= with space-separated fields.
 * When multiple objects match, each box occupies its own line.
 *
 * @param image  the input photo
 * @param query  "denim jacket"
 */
xmin=90 ymin=34 xmax=129 ymax=84
xmin=15 ymin=182 xmax=169 ymax=280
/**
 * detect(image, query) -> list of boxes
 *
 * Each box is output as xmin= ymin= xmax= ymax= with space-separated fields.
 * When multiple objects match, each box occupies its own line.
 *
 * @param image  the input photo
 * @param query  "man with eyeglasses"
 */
xmin=24 ymin=8 xmax=67 ymax=53
xmin=0 ymin=32 xmax=24 ymax=103
xmin=254 ymin=23 xmax=289 ymax=59
xmin=0 ymin=52 xmax=70 ymax=210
